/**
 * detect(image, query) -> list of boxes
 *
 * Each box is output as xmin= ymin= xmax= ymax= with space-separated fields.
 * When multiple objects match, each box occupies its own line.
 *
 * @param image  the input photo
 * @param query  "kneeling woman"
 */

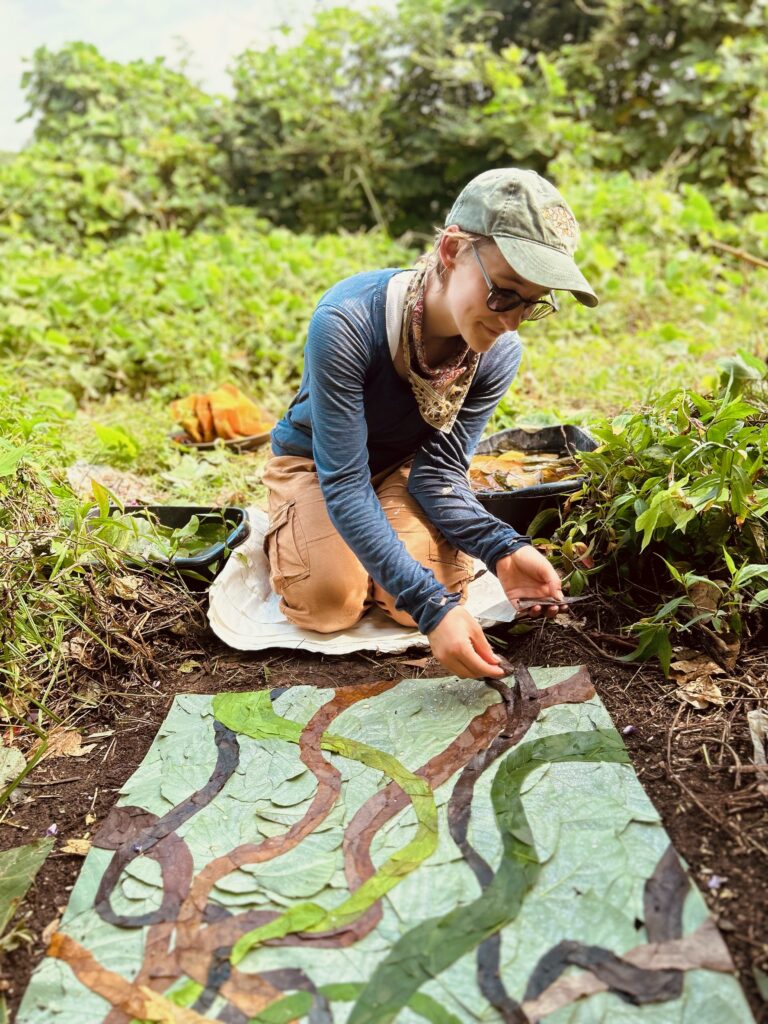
xmin=264 ymin=168 xmax=597 ymax=679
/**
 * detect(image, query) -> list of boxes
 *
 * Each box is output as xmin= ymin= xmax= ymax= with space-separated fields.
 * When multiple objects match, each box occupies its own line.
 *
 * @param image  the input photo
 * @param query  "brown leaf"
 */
xmin=688 ymin=580 xmax=722 ymax=613
xmin=401 ymin=658 xmax=431 ymax=669
xmin=721 ymin=635 xmax=741 ymax=672
xmin=34 ymin=728 xmax=95 ymax=761
xmin=49 ymin=932 xmax=219 ymax=1022
xmin=109 ymin=575 xmax=142 ymax=601
xmin=61 ymin=634 xmax=102 ymax=669
xmin=670 ymin=658 xmax=725 ymax=684
xmin=522 ymin=918 xmax=733 ymax=1019
xmin=674 ymin=677 xmax=725 ymax=709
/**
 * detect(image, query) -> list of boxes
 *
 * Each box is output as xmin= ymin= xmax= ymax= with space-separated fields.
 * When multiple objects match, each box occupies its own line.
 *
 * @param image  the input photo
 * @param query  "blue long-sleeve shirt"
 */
xmin=270 ymin=269 xmax=528 ymax=633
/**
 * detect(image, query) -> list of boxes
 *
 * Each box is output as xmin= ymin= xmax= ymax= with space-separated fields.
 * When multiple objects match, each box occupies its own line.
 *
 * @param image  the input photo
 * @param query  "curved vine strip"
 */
xmin=246 ymin=982 xmax=463 ymax=1024
xmin=211 ymin=690 xmax=439 ymax=965
xmin=346 ymin=728 xmax=630 ymax=1024
xmin=176 ymin=681 xmax=398 ymax=1015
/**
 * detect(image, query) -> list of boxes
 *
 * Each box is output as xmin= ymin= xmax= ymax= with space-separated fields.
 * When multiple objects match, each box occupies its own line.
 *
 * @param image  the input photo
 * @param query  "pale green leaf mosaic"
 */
xmin=17 ymin=671 xmax=755 ymax=1023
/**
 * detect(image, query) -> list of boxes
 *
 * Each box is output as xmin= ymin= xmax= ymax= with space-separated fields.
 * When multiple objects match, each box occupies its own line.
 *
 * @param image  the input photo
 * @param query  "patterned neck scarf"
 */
xmin=401 ymin=267 xmax=479 ymax=433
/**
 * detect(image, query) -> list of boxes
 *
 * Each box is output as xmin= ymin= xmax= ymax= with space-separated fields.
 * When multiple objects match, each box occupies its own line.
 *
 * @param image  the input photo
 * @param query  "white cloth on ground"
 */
xmin=207 ymin=507 xmax=513 ymax=654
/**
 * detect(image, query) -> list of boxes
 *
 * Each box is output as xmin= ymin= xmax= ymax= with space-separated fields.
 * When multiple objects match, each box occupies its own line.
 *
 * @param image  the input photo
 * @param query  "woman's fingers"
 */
xmin=428 ymin=607 xmax=503 ymax=679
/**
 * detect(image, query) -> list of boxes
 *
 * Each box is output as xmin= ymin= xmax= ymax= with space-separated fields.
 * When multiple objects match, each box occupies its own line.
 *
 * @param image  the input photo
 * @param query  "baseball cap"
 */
xmin=445 ymin=168 xmax=598 ymax=307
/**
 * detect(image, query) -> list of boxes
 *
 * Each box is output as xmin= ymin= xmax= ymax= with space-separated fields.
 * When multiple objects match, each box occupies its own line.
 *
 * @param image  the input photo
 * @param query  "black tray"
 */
xmin=474 ymin=425 xmax=596 ymax=534
xmin=108 ymin=505 xmax=250 ymax=581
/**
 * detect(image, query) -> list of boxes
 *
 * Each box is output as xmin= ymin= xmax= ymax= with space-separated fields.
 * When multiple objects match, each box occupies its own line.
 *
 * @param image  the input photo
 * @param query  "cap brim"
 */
xmin=494 ymin=236 xmax=598 ymax=308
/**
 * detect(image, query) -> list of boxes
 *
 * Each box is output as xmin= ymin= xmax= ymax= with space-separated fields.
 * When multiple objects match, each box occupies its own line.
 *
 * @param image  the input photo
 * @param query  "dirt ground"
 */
xmin=2 ymin=601 xmax=767 ymax=1022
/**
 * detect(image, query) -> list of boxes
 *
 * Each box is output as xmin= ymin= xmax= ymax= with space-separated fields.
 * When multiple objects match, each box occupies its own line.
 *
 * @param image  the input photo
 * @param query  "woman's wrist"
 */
xmin=493 ymin=537 xmax=533 ymax=575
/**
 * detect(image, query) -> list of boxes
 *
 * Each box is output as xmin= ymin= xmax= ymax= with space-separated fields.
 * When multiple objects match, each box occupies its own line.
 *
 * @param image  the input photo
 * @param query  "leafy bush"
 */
xmin=1 ymin=43 xmax=231 ymax=246
xmin=226 ymin=0 xmax=768 ymax=233
xmin=554 ymin=353 xmax=768 ymax=671
xmin=5 ymin=0 xmax=765 ymax=246
xmin=0 ymin=216 xmax=414 ymax=400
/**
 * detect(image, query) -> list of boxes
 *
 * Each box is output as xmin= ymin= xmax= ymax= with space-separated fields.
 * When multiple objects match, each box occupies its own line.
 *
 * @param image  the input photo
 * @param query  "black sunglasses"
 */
xmin=471 ymin=243 xmax=558 ymax=321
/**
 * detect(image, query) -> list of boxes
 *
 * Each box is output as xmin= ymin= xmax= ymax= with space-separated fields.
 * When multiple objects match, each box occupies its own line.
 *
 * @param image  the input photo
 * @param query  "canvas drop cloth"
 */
xmin=208 ymin=507 xmax=512 ymax=654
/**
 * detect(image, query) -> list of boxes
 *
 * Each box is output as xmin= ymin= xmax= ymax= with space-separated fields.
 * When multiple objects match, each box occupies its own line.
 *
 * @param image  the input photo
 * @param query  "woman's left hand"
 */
xmin=495 ymin=545 xmax=566 ymax=618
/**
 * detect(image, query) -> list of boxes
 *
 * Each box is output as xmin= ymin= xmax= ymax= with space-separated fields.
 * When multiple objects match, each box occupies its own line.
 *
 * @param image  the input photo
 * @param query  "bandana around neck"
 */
xmin=400 ymin=267 xmax=479 ymax=433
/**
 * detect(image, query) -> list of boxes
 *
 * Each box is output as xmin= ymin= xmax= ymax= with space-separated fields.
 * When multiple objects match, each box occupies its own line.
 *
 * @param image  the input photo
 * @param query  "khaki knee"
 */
xmin=370 ymin=586 xmax=417 ymax=628
xmin=279 ymin=575 xmax=370 ymax=634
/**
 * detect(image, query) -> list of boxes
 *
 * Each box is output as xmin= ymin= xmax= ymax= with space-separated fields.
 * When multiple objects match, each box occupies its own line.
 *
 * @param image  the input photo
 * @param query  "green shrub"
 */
xmin=0 ymin=217 xmax=414 ymax=400
xmin=554 ymin=353 xmax=768 ymax=671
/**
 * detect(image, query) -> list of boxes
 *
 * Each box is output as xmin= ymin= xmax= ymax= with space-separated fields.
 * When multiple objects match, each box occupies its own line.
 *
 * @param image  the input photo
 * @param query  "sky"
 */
xmin=0 ymin=0 xmax=391 ymax=151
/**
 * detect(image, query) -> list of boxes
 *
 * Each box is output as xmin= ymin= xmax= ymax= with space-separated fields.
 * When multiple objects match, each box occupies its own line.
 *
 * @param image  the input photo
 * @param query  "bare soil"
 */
xmin=2 ymin=601 xmax=767 ymax=1022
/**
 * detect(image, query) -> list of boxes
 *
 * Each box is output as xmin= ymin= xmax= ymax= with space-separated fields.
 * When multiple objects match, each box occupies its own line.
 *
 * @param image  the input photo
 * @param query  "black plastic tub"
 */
xmin=107 ymin=505 xmax=250 ymax=583
xmin=474 ymin=425 xmax=596 ymax=534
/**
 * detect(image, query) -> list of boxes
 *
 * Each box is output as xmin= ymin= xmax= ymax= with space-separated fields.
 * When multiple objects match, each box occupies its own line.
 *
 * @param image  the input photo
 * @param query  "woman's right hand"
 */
xmin=427 ymin=605 xmax=504 ymax=679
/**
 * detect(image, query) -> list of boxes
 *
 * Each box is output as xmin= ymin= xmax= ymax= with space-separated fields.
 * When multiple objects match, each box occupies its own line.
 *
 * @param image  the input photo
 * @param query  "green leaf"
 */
xmin=723 ymin=546 xmax=737 ymax=577
xmin=92 ymin=423 xmax=140 ymax=459
xmin=620 ymin=624 xmax=673 ymax=675
xmin=0 ymin=839 xmax=54 ymax=940
xmin=0 ymin=441 xmax=25 ymax=478
xmin=635 ymin=504 xmax=661 ymax=550
xmin=732 ymin=563 xmax=768 ymax=589
xmin=90 ymin=478 xmax=111 ymax=520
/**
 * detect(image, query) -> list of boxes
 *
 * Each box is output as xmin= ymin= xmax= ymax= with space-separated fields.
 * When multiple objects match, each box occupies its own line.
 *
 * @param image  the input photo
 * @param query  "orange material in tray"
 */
xmin=469 ymin=449 xmax=579 ymax=493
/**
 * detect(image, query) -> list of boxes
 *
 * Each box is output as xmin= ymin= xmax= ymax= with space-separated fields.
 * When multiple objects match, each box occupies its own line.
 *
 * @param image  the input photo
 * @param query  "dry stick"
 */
xmin=708 ymin=238 xmax=768 ymax=271
xmin=666 ymin=703 xmax=686 ymax=770
xmin=668 ymin=771 xmax=768 ymax=858
xmin=559 ymin=619 xmax=633 ymax=664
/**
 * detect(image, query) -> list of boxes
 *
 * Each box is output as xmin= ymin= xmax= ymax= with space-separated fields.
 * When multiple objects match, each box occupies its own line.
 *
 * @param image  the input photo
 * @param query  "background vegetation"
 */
xmin=1 ymin=0 xmax=767 ymax=746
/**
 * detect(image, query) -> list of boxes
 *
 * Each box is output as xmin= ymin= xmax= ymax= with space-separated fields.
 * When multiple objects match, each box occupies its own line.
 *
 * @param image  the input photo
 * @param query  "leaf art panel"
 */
xmin=18 ymin=669 xmax=755 ymax=1024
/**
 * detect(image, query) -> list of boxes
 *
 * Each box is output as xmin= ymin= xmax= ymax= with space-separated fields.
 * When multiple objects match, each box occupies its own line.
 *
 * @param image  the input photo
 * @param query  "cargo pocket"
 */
xmin=263 ymin=500 xmax=310 ymax=590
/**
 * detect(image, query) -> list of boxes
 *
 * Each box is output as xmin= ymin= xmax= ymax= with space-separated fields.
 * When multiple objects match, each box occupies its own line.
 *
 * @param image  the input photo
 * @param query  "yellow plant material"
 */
xmin=171 ymin=383 xmax=275 ymax=443
xmin=469 ymin=450 xmax=578 ymax=493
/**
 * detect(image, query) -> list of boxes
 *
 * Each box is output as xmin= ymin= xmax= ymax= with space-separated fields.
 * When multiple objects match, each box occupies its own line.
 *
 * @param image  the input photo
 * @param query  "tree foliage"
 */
xmin=1 ymin=0 xmax=765 ymax=246
xmin=1 ymin=43 xmax=230 ymax=245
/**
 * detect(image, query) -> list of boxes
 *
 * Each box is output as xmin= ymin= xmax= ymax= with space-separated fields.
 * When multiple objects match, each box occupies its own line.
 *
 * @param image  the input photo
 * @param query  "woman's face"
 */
xmin=437 ymin=231 xmax=551 ymax=353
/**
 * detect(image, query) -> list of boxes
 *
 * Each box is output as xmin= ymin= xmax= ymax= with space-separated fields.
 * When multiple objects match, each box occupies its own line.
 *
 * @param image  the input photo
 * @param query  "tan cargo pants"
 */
xmin=262 ymin=455 xmax=473 ymax=633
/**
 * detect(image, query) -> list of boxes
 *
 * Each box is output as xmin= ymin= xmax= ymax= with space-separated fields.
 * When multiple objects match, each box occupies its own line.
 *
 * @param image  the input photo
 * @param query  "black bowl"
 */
xmin=474 ymin=425 xmax=596 ymax=534
xmin=107 ymin=505 xmax=250 ymax=582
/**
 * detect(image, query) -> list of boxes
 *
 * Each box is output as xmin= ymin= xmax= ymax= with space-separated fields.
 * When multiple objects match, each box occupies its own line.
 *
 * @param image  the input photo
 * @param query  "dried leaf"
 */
xmin=34 ymin=728 xmax=95 ymax=760
xmin=178 ymin=659 xmax=202 ymax=674
xmin=109 ymin=575 xmax=142 ymax=601
xmin=400 ymin=658 xmax=430 ymax=669
xmin=722 ymin=635 xmax=741 ymax=672
xmin=673 ymin=677 xmax=725 ymax=709
xmin=61 ymin=837 xmax=92 ymax=856
xmin=41 ymin=914 xmax=61 ymax=944
xmin=688 ymin=580 xmax=722 ymax=614
xmin=61 ymin=633 xmax=102 ymax=669
xmin=670 ymin=658 xmax=725 ymax=682
xmin=522 ymin=919 xmax=733 ymax=1019
xmin=747 ymin=709 xmax=768 ymax=767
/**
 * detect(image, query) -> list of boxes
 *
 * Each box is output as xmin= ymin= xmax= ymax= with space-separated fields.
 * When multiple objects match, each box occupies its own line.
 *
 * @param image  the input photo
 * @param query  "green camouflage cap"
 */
xmin=445 ymin=167 xmax=598 ymax=307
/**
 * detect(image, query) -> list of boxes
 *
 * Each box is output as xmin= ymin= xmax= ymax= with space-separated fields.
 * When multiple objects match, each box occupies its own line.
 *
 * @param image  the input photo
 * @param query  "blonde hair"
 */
xmin=418 ymin=227 xmax=492 ymax=284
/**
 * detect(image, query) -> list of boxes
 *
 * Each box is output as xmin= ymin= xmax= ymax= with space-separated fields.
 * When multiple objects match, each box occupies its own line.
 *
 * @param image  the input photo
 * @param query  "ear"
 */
xmin=438 ymin=226 xmax=462 ymax=273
